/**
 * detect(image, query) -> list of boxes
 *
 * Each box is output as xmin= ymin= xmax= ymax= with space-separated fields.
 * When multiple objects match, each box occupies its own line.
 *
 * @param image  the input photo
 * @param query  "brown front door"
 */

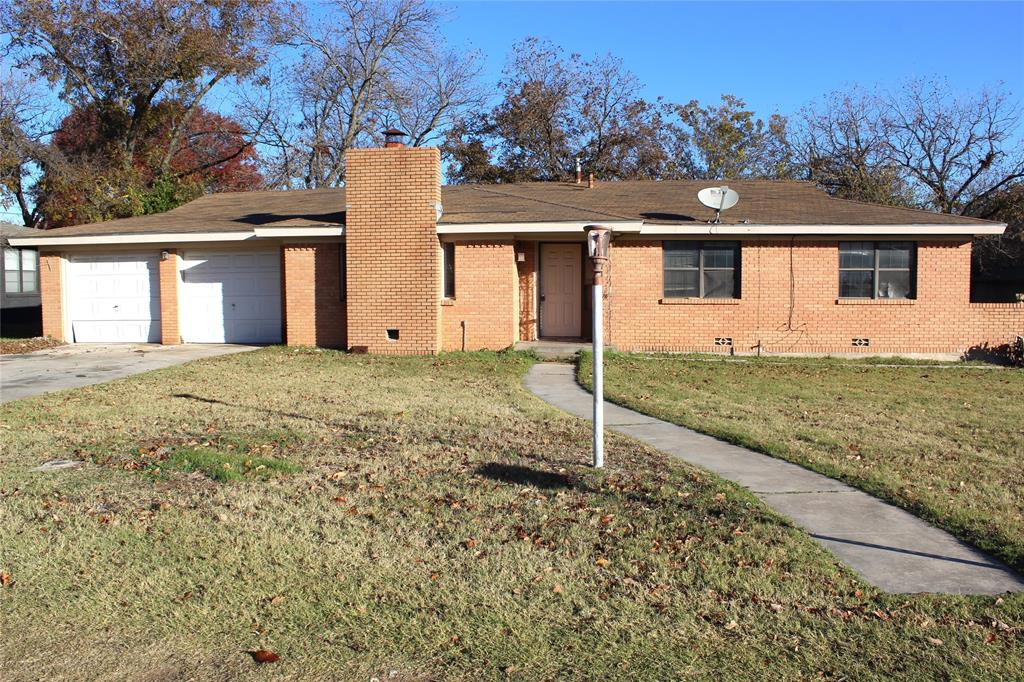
xmin=540 ymin=243 xmax=582 ymax=338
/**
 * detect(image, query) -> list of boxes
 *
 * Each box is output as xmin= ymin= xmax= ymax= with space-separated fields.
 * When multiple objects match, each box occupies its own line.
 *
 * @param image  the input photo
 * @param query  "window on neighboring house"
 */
xmin=442 ymin=242 xmax=455 ymax=299
xmin=839 ymin=241 xmax=916 ymax=299
xmin=663 ymin=240 xmax=740 ymax=299
xmin=3 ymin=247 xmax=38 ymax=294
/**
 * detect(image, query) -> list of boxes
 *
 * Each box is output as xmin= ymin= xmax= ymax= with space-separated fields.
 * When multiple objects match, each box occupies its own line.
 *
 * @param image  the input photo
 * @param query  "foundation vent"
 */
xmin=714 ymin=337 xmax=733 ymax=347
xmin=852 ymin=337 xmax=870 ymax=347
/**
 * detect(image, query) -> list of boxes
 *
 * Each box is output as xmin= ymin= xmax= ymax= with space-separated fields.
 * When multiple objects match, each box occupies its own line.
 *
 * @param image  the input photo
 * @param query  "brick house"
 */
xmin=10 ymin=141 xmax=1021 ymax=357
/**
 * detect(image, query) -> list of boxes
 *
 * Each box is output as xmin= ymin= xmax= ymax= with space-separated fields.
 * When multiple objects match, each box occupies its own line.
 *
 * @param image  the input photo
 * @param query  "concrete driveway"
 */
xmin=0 ymin=344 xmax=258 ymax=403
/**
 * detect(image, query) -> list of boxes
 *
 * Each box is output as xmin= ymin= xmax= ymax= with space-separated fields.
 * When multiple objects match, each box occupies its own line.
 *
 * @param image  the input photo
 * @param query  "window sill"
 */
xmin=659 ymin=298 xmax=741 ymax=305
xmin=969 ymin=301 xmax=1024 ymax=309
xmin=835 ymin=298 xmax=915 ymax=305
xmin=440 ymin=298 xmax=456 ymax=307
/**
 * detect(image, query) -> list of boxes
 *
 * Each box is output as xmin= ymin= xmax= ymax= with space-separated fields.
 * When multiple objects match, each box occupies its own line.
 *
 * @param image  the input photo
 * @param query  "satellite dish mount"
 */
xmin=697 ymin=186 xmax=740 ymax=224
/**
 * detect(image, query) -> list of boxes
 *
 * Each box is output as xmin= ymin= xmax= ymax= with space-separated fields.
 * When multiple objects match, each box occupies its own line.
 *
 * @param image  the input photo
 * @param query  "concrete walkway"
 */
xmin=1 ymin=344 xmax=257 ymax=403
xmin=525 ymin=363 xmax=1024 ymax=595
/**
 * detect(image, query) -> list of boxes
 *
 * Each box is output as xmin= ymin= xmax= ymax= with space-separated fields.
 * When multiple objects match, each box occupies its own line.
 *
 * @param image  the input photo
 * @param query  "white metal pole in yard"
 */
xmin=592 ymin=279 xmax=604 ymax=468
xmin=585 ymin=225 xmax=611 ymax=469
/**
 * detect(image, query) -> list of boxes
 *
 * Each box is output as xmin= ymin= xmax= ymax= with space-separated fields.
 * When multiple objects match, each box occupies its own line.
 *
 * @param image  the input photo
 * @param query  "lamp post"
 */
xmin=585 ymin=224 xmax=611 ymax=468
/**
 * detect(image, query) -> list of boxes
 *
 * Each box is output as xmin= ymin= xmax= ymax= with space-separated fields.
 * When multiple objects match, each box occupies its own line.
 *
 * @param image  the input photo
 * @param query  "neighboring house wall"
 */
xmin=1 ymin=243 xmax=42 ymax=337
xmin=283 ymin=243 xmax=347 ymax=348
xmin=440 ymin=240 xmax=519 ymax=351
xmin=604 ymin=238 xmax=1023 ymax=354
xmin=345 ymin=147 xmax=442 ymax=354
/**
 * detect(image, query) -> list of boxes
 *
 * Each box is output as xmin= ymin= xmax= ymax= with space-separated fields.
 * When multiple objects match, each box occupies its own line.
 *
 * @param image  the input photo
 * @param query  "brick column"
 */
xmin=39 ymin=251 xmax=65 ymax=341
xmin=283 ymin=245 xmax=316 ymax=346
xmin=158 ymin=249 xmax=180 ymax=344
xmin=345 ymin=146 xmax=441 ymax=354
xmin=516 ymin=241 xmax=538 ymax=341
xmin=281 ymin=243 xmax=348 ymax=348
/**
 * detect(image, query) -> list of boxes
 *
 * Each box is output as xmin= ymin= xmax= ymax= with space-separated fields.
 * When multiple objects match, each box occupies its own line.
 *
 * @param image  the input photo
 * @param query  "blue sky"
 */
xmin=438 ymin=0 xmax=1024 ymax=115
xmin=4 ymin=1 xmax=1022 ymax=224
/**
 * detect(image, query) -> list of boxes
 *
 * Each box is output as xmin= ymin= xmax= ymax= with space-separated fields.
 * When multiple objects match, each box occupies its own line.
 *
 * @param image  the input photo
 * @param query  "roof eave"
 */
xmin=8 ymin=226 xmax=344 ymax=247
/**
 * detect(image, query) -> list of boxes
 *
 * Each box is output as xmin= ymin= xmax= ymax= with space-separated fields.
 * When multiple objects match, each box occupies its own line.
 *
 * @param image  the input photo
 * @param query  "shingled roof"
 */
xmin=18 ymin=179 xmax=997 ymax=239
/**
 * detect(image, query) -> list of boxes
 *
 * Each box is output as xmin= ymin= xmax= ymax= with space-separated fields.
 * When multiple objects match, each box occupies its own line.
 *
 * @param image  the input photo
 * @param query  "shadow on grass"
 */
xmin=476 ymin=462 xmax=582 ymax=490
xmin=173 ymin=393 xmax=325 ymax=423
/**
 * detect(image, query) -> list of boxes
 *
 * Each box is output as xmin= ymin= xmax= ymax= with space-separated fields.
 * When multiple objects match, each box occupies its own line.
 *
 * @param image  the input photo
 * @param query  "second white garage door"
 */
xmin=179 ymin=250 xmax=282 ymax=344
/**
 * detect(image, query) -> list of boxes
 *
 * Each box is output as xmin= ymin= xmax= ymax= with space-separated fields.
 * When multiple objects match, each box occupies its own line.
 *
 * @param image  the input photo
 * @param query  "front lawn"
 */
xmin=2 ymin=349 xmax=1022 ymax=680
xmin=579 ymin=353 xmax=1024 ymax=573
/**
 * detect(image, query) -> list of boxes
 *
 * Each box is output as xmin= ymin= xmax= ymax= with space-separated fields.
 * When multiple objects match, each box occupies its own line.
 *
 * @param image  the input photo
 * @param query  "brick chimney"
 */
xmin=344 ymin=142 xmax=442 ymax=354
xmin=383 ymin=128 xmax=407 ymax=148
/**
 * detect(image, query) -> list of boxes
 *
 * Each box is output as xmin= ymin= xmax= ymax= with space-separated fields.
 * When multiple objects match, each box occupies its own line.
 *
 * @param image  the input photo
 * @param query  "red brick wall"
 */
xmin=39 ymin=251 xmax=64 ymax=341
xmin=516 ymin=241 xmax=538 ymax=341
xmin=158 ymin=249 xmax=180 ymax=344
xmin=282 ymin=243 xmax=347 ymax=347
xmin=440 ymin=240 xmax=518 ymax=351
xmin=604 ymin=238 xmax=1023 ymax=354
xmin=345 ymin=147 xmax=441 ymax=354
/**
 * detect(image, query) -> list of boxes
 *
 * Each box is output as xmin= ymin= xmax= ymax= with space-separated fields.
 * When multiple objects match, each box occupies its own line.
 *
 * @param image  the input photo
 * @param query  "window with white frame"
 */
xmin=3 ymin=247 xmax=38 ymax=294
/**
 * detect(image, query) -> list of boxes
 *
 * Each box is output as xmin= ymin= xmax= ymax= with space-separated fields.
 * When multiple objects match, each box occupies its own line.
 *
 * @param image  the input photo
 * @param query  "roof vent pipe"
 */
xmin=575 ymin=158 xmax=582 ymax=184
xmin=588 ymin=172 xmax=594 ymax=189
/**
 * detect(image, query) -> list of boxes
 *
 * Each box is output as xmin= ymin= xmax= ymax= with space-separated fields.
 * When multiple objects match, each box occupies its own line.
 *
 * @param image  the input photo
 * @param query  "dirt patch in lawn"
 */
xmin=0 ymin=336 xmax=62 ymax=355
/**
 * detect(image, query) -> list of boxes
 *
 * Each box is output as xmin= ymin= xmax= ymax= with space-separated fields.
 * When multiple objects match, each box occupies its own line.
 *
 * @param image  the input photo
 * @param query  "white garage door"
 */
xmin=68 ymin=254 xmax=161 ymax=342
xmin=179 ymin=250 xmax=282 ymax=344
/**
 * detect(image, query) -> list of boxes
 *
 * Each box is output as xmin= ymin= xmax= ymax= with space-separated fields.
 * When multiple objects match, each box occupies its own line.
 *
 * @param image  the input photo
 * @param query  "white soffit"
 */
xmin=9 ymin=226 xmax=345 ymax=247
xmin=253 ymin=226 xmax=344 ymax=238
xmin=8 ymin=231 xmax=257 ymax=246
xmin=436 ymin=221 xmax=644 ymax=234
xmin=637 ymin=223 xmax=1007 ymax=236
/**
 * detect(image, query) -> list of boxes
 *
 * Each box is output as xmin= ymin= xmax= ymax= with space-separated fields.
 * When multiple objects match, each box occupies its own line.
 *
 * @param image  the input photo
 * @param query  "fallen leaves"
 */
xmin=248 ymin=649 xmax=280 ymax=664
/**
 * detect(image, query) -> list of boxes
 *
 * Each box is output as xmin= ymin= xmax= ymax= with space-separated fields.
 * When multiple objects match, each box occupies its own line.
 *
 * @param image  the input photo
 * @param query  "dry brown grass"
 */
xmin=1 ymin=348 xmax=1021 ymax=680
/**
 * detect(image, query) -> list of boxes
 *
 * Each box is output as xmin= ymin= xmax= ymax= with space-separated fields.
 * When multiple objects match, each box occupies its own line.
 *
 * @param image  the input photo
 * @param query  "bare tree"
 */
xmin=381 ymin=47 xmax=485 ymax=148
xmin=882 ymin=78 xmax=1024 ymax=218
xmin=257 ymin=0 xmax=483 ymax=189
xmin=0 ymin=72 xmax=60 ymax=227
xmin=447 ymin=38 xmax=678 ymax=183
xmin=797 ymin=88 xmax=914 ymax=205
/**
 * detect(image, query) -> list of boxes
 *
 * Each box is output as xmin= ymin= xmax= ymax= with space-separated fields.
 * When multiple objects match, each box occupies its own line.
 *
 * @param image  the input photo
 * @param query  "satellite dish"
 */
xmin=697 ymin=186 xmax=739 ymax=223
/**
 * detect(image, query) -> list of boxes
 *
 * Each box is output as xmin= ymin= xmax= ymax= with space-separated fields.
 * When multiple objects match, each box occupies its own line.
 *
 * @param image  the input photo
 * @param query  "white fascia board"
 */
xmin=8 ymin=231 xmax=257 ymax=246
xmin=638 ymin=223 xmax=1007 ymax=236
xmin=436 ymin=221 xmax=644 ymax=234
xmin=253 ymin=226 xmax=344 ymax=238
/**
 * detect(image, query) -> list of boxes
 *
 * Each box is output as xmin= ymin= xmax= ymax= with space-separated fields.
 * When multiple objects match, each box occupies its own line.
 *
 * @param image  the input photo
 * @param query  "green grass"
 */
xmin=579 ymin=352 xmax=1024 ymax=572
xmin=155 ymin=446 xmax=300 ymax=483
xmin=1 ymin=348 xmax=1022 ymax=680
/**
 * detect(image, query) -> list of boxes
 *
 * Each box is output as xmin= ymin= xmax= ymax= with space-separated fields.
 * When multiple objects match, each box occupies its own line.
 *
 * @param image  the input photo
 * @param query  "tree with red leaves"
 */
xmin=39 ymin=101 xmax=263 ymax=227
